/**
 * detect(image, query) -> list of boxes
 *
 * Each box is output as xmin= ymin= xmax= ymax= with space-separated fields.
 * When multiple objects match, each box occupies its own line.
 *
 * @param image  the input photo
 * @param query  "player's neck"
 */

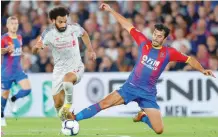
xmin=8 ymin=32 xmax=17 ymax=38
xmin=152 ymin=44 xmax=162 ymax=49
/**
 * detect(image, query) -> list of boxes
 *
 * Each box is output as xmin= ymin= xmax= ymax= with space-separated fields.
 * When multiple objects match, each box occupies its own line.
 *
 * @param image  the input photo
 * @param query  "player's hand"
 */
xmin=87 ymin=50 xmax=96 ymax=61
xmin=7 ymin=44 xmax=15 ymax=53
xmin=35 ymin=39 xmax=43 ymax=49
xmin=202 ymin=70 xmax=216 ymax=78
xmin=99 ymin=3 xmax=112 ymax=12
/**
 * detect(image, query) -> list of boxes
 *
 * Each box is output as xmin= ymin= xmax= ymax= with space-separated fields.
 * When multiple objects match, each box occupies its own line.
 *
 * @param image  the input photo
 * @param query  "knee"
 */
xmin=154 ymin=126 xmax=164 ymax=134
xmin=63 ymin=73 xmax=76 ymax=82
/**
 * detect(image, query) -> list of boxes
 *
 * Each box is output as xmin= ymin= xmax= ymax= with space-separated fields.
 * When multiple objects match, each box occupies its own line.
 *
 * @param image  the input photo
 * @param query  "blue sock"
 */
xmin=1 ymin=97 xmax=7 ymax=118
xmin=141 ymin=115 xmax=153 ymax=129
xmin=75 ymin=103 xmax=101 ymax=121
xmin=13 ymin=89 xmax=31 ymax=102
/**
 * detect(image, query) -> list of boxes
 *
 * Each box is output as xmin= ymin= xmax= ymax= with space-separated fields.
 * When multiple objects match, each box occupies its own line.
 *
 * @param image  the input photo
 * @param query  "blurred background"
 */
xmin=1 ymin=1 xmax=218 ymax=73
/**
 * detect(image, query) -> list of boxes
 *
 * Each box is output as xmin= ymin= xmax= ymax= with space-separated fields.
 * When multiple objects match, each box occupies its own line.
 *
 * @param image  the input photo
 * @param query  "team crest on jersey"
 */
xmin=72 ymin=40 xmax=76 ymax=46
xmin=55 ymin=37 xmax=59 ymax=41
xmin=141 ymin=55 xmax=160 ymax=70
xmin=160 ymin=52 xmax=165 ymax=58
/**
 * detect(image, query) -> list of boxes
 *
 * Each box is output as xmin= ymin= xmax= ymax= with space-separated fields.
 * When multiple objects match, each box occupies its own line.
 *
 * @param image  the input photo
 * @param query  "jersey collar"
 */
xmin=7 ymin=33 xmax=17 ymax=39
xmin=152 ymin=45 xmax=163 ymax=49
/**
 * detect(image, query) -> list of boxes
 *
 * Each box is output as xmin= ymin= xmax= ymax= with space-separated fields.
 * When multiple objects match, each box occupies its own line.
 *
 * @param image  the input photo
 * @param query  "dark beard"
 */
xmin=55 ymin=24 xmax=66 ymax=32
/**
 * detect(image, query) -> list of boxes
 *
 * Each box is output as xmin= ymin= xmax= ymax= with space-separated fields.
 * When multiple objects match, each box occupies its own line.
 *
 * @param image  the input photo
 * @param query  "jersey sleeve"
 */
xmin=71 ymin=23 xmax=85 ymax=37
xmin=1 ymin=37 xmax=5 ymax=48
xmin=41 ymin=27 xmax=52 ymax=47
xmin=130 ymin=27 xmax=148 ymax=46
xmin=169 ymin=47 xmax=190 ymax=63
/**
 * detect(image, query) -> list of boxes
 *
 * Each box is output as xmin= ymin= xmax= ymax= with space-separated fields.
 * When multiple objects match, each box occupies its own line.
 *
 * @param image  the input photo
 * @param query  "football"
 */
xmin=61 ymin=120 xmax=80 ymax=136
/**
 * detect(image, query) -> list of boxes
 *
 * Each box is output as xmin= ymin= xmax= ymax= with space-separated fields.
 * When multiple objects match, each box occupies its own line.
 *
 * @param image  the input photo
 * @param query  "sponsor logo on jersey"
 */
xmin=141 ymin=55 xmax=160 ymax=70
xmin=11 ymin=48 xmax=22 ymax=56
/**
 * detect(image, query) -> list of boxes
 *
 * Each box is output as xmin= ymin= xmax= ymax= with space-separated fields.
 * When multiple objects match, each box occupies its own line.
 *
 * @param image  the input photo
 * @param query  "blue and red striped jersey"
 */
xmin=127 ymin=28 xmax=190 ymax=95
xmin=1 ymin=33 xmax=23 ymax=79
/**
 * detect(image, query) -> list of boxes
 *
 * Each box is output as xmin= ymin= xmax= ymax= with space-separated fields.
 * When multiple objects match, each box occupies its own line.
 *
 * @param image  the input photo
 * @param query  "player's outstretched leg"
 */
xmin=10 ymin=79 xmax=31 ymax=112
xmin=133 ymin=110 xmax=152 ymax=129
xmin=75 ymin=90 xmax=124 ymax=121
xmin=1 ymin=90 xmax=10 ymax=126
xmin=142 ymin=108 xmax=164 ymax=134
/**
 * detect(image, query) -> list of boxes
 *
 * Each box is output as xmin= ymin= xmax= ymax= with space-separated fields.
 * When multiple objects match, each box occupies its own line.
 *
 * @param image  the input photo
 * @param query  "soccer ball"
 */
xmin=61 ymin=120 xmax=80 ymax=136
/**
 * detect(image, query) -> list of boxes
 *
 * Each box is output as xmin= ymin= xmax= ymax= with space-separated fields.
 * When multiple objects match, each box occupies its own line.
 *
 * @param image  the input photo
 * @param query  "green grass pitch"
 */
xmin=2 ymin=117 xmax=218 ymax=137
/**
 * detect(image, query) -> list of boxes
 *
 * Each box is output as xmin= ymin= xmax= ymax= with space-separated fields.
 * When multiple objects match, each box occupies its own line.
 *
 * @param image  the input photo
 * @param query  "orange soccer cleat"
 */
xmin=133 ymin=110 xmax=147 ymax=122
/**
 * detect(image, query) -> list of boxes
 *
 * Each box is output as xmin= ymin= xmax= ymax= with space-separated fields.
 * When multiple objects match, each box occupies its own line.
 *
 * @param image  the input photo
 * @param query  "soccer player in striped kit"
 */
xmin=69 ymin=3 xmax=216 ymax=134
xmin=1 ymin=16 xmax=32 ymax=126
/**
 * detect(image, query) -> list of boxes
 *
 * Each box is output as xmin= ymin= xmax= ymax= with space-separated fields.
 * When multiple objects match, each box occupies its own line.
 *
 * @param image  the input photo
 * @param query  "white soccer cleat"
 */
xmin=1 ymin=117 xmax=7 ymax=126
xmin=8 ymin=99 xmax=18 ymax=113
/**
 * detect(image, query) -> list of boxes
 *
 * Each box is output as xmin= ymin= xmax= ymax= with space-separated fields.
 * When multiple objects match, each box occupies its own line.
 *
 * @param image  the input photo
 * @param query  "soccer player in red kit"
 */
xmin=65 ymin=3 xmax=216 ymax=134
xmin=1 ymin=16 xmax=32 ymax=127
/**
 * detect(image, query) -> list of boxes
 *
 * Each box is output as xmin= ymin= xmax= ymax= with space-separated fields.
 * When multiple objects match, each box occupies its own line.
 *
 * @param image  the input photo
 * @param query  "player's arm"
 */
xmin=1 ymin=46 xmax=14 ymax=55
xmin=81 ymin=31 xmax=94 ymax=52
xmin=186 ymin=57 xmax=215 ymax=78
xmin=99 ymin=3 xmax=148 ymax=46
xmin=1 ymin=48 xmax=9 ymax=55
xmin=81 ymin=31 xmax=96 ymax=61
xmin=33 ymin=27 xmax=51 ymax=54
xmin=99 ymin=3 xmax=133 ymax=32
xmin=32 ymin=28 xmax=51 ymax=54
xmin=169 ymin=48 xmax=216 ymax=78
xmin=1 ymin=38 xmax=13 ymax=55
xmin=32 ymin=37 xmax=44 ymax=54
xmin=73 ymin=23 xmax=96 ymax=61
xmin=1 ymin=38 xmax=8 ymax=54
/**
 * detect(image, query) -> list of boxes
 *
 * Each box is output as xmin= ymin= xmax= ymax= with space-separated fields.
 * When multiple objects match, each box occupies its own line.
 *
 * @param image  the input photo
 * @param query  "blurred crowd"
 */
xmin=1 ymin=1 xmax=218 ymax=73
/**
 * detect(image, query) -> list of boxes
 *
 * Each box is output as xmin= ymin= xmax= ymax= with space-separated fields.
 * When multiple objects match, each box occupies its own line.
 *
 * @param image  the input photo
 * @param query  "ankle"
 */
xmin=64 ymin=104 xmax=71 ymax=108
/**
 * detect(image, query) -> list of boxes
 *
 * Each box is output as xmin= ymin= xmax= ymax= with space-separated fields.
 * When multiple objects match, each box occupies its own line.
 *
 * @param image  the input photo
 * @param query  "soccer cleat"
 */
xmin=58 ymin=104 xmax=71 ymax=121
xmin=58 ymin=104 xmax=75 ymax=121
xmin=8 ymin=98 xmax=18 ymax=113
xmin=133 ymin=110 xmax=147 ymax=122
xmin=69 ymin=110 xmax=76 ymax=120
xmin=1 ymin=117 xmax=7 ymax=126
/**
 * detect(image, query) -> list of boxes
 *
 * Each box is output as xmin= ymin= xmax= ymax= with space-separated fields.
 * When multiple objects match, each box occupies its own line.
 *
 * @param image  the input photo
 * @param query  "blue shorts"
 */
xmin=117 ymin=82 xmax=160 ymax=109
xmin=1 ymin=71 xmax=28 ymax=90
